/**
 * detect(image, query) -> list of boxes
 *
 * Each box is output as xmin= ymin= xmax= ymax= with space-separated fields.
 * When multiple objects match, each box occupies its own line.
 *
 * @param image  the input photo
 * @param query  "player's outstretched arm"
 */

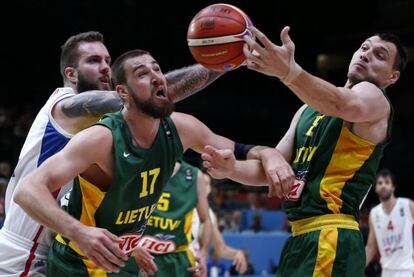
xmin=165 ymin=64 xmax=224 ymax=102
xmin=53 ymin=90 xmax=122 ymax=133
xmin=243 ymin=26 xmax=390 ymax=124
xmin=14 ymin=126 xmax=128 ymax=272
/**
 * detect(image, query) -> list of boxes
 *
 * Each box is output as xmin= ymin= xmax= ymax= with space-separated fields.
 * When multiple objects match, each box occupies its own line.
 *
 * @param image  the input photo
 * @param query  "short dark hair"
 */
xmin=376 ymin=33 xmax=407 ymax=72
xmin=60 ymin=31 xmax=105 ymax=80
xmin=375 ymin=168 xmax=396 ymax=187
xmin=111 ymin=49 xmax=150 ymax=86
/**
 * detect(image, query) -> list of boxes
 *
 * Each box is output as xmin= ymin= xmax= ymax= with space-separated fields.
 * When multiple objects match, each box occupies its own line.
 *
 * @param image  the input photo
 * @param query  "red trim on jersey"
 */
xmin=20 ymin=189 xmax=61 ymax=276
xmin=19 ymin=226 xmax=43 ymax=277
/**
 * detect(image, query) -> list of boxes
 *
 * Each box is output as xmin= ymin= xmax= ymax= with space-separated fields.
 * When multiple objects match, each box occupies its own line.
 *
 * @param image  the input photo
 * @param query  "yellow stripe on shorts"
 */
xmin=313 ymin=228 xmax=338 ymax=277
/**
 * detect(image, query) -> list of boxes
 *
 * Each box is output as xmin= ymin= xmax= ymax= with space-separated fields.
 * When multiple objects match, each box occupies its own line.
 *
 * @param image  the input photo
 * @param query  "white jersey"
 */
xmin=0 ymin=88 xmax=75 ymax=276
xmin=190 ymin=208 xmax=216 ymax=255
xmin=370 ymin=197 xmax=414 ymax=272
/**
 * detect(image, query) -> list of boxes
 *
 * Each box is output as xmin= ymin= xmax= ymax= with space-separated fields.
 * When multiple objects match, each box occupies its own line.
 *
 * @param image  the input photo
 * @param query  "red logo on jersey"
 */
xmin=119 ymin=233 xmax=143 ymax=254
xmin=138 ymin=235 xmax=176 ymax=254
xmin=286 ymin=177 xmax=306 ymax=201
xmin=387 ymin=220 xmax=394 ymax=231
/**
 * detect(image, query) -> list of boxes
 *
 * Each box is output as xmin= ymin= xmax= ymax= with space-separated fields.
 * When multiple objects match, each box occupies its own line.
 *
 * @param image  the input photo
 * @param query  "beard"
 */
xmin=132 ymin=94 xmax=175 ymax=118
xmin=77 ymin=74 xmax=112 ymax=93
xmin=378 ymin=190 xmax=392 ymax=201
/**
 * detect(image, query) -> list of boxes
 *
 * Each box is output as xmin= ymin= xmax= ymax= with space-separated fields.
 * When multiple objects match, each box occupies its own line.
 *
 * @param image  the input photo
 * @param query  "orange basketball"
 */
xmin=187 ymin=3 xmax=253 ymax=71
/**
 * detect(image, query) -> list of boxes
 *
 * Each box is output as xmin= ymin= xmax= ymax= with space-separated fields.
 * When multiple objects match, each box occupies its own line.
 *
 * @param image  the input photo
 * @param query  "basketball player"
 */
xmin=141 ymin=161 xmax=211 ymax=277
xmin=366 ymin=169 xmax=414 ymax=277
xmin=202 ymin=26 xmax=407 ymax=276
xmin=0 ymin=31 xmax=228 ymax=277
xmin=190 ymin=172 xmax=248 ymax=274
xmin=14 ymin=49 xmax=291 ymax=276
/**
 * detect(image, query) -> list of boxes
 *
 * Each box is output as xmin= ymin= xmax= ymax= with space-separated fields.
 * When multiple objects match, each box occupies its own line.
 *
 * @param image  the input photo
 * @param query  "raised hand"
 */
xmin=72 ymin=226 xmax=128 ymax=273
xmin=201 ymin=145 xmax=235 ymax=179
xmin=243 ymin=26 xmax=302 ymax=84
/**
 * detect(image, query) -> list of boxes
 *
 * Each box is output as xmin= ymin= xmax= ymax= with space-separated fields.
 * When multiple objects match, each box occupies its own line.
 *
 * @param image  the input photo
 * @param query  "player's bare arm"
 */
xmin=14 ymin=126 xmax=128 ymax=272
xmin=211 ymin=218 xmax=247 ymax=274
xmin=171 ymin=112 xmax=235 ymax=153
xmin=53 ymin=90 xmax=122 ymax=133
xmin=243 ymin=27 xmax=390 ymax=124
xmin=188 ymin=171 xmax=211 ymax=277
xmin=365 ymin=216 xmax=379 ymax=266
xmin=59 ymin=90 xmax=122 ymax=118
xmin=166 ymin=64 xmax=223 ymax=102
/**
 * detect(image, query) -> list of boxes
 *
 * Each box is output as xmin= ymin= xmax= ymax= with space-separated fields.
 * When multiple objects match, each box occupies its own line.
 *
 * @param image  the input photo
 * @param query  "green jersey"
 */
xmin=58 ymin=111 xmax=183 ymax=255
xmin=284 ymin=104 xmax=392 ymax=222
xmin=142 ymin=161 xmax=199 ymax=254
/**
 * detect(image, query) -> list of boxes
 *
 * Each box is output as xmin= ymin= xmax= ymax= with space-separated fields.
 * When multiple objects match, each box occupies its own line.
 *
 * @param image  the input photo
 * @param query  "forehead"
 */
xmin=376 ymin=176 xmax=392 ymax=183
xmin=77 ymin=41 xmax=110 ymax=58
xmin=125 ymin=54 xmax=158 ymax=68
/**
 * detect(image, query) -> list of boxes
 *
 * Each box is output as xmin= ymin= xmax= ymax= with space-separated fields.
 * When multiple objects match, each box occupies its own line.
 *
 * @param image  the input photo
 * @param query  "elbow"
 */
xmin=13 ymin=185 xmax=27 ymax=208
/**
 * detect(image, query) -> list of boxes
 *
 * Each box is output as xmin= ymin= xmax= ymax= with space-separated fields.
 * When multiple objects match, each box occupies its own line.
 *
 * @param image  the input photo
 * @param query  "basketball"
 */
xmin=187 ymin=4 xmax=253 ymax=71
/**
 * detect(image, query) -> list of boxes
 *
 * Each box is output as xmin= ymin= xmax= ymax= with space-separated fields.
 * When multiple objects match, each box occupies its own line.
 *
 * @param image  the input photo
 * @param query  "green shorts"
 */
xmin=151 ymin=250 xmax=195 ymax=277
xmin=47 ymin=239 xmax=140 ymax=277
xmin=277 ymin=215 xmax=365 ymax=277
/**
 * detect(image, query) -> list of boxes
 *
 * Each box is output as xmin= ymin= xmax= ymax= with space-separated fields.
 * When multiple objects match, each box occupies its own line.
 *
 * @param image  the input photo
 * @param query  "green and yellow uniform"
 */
xmin=47 ymin=111 xmax=183 ymax=276
xmin=278 ymin=103 xmax=392 ymax=277
xmin=141 ymin=161 xmax=199 ymax=277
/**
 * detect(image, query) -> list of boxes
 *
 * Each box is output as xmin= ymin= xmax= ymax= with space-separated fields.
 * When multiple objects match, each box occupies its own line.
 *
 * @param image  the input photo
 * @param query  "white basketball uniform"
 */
xmin=0 ymin=88 xmax=75 ymax=277
xmin=190 ymin=208 xmax=216 ymax=255
xmin=370 ymin=197 xmax=414 ymax=277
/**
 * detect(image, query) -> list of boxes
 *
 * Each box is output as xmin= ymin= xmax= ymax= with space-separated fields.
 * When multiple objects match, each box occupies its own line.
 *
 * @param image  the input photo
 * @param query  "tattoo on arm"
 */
xmin=166 ymin=64 xmax=224 ymax=102
xmin=61 ymin=91 xmax=123 ymax=118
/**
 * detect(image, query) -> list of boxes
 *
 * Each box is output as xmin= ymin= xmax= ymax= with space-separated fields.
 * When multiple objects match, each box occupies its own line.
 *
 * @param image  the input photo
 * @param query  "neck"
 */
xmin=122 ymin=107 xmax=160 ymax=149
xmin=381 ymin=195 xmax=397 ymax=212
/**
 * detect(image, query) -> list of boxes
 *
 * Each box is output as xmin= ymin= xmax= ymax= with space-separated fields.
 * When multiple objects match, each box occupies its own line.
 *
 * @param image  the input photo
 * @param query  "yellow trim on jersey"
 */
xmin=320 ymin=125 xmax=375 ymax=213
xmin=186 ymin=248 xmax=196 ymax=267
xmin=55 ymin=234 xmax=107 ymax=276
xmin=78 ymin=176 xmax=106 ymax=227
xmin=174 ymin=209 xmax=194 ymax=253
xmin=54 ymin=177 xmax=106 ymax=257
xmin=313 ymin=228 xmax=338 ymax=277
xmin=55 ymin=234 xmax=86 ymax=257
xmin=83 ymin=259 xmax=107 ymax=277
xmin=291 ymin=214 xmax=358 ymax=236
xmin=184 ymin=209 xmax=194 ymax=248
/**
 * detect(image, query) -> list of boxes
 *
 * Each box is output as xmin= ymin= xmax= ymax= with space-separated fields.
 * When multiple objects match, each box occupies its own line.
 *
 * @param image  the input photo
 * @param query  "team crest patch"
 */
xmin=185 ymin=168 xmax=193 ymax=181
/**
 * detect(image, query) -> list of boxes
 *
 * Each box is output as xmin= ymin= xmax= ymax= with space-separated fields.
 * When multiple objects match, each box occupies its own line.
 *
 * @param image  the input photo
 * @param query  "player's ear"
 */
xmin=64 ymin=67 xmax=77 ymax=83
xmin=116 ymin=84 xmax=128 ymax=102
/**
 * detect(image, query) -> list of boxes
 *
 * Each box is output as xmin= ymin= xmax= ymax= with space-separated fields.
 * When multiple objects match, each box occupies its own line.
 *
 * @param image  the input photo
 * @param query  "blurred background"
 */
xmin=0 ymin=0 xmax=413 ymax=276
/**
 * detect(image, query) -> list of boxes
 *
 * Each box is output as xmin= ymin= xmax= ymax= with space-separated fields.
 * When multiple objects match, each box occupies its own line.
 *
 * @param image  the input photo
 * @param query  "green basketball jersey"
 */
xmin=141 ymin=161 xmax=199 ymax=254
xmin=284 ymin=103 xmax=392 ymax=222
xmin=60 ymin=111 xmax=183 ymax=255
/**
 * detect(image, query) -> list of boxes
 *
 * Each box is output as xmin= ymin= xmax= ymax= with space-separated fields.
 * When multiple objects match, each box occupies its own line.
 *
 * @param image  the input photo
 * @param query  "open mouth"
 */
xmin=99 ymin=77 xmax=110 ymax=84
xmin=155 ymin=87 xmax=167 ymax=99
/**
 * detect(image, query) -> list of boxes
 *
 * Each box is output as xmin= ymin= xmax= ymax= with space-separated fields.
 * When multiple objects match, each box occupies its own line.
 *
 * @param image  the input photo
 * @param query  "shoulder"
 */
xmin=170 ymin=112 xmax=199 ymax=127
xmin=352 ymin=81 xmax=390 ymax=109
